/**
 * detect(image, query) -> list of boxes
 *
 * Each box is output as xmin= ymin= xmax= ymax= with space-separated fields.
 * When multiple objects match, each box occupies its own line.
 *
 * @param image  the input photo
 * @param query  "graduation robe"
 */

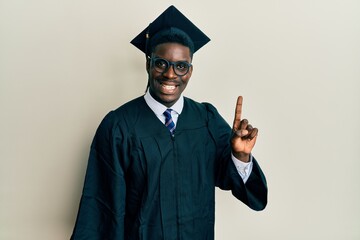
xmin=71 ymin=96 xmax=267 ymax=240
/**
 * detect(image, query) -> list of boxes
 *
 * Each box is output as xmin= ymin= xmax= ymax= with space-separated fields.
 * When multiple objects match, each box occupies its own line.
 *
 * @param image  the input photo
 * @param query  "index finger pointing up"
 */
xmin=232 ymin=96 xmax=243 ymax=131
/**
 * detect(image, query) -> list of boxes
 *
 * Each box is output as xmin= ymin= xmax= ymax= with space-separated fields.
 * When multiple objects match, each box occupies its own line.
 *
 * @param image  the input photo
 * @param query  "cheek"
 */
xmin=148 ymin=69 xmax=158 ymax=80
xmin=181 ymin=75 xmax=191 ymax=85
xmin=182 ymin=69 xmax=192 ymax=84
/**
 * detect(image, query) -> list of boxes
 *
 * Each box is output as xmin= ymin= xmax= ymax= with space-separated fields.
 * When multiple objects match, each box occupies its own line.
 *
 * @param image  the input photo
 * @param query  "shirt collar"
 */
xmin=144 ymin=89 xmax=184 ymax=117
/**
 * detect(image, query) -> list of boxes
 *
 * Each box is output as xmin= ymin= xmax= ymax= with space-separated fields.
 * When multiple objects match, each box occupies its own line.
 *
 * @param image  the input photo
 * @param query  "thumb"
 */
xmin=234 ymin=129 xmax=249 ymax=138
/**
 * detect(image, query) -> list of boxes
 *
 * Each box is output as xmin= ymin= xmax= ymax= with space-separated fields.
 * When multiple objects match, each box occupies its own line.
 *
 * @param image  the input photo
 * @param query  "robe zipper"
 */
xmin=171 ymin=134 xmax=181 ymax=240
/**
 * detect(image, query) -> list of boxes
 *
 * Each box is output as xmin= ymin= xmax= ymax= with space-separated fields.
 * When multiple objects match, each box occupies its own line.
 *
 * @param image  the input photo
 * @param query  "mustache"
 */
xmin=154 ymin=78 xmax=181 ymax=85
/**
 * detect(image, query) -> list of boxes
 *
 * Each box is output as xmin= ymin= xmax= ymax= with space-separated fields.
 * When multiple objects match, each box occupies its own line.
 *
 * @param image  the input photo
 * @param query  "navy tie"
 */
xmin=163 ymin=109 xmax=176 ymax=135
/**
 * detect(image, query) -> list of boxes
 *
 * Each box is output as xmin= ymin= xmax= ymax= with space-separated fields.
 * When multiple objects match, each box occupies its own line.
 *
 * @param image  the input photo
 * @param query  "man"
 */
xmin=71 ymin=5 xmax=267 ymax=240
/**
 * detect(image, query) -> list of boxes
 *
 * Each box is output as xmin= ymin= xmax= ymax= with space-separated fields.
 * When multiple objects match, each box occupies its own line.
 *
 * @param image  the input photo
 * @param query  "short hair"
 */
xmin=149 ymin=27 xmax=194 ymax=58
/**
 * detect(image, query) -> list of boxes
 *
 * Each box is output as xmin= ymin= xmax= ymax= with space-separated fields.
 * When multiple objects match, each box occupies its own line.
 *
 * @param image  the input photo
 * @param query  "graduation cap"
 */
xmin=131 ymin=5 xmax=210 ymax=56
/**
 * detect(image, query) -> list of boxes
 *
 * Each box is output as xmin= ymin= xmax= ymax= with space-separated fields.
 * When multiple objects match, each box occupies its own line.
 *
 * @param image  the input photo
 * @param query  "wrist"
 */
xmin=233 ymin=152 xmax=250 ymax=163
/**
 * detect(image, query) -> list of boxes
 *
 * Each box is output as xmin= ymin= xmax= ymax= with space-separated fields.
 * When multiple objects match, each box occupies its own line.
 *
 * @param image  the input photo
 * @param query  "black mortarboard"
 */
xmin=130 ymin=5 xmax=210 ymax=56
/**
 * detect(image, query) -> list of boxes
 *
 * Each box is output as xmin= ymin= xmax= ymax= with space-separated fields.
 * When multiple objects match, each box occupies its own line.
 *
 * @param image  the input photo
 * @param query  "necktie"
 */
xmin=163 ymin=109 xmax=176 ymax=135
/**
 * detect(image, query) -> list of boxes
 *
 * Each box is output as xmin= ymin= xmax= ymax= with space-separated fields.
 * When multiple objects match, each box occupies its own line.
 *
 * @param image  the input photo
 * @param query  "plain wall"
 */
xmin=1 ymin=0 xmax=359 ymax=239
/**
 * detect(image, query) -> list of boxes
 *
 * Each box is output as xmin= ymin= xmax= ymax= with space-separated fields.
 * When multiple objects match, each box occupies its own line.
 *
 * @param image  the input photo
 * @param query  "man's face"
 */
xmin=147 ymin=42 xmax=193 ymax=107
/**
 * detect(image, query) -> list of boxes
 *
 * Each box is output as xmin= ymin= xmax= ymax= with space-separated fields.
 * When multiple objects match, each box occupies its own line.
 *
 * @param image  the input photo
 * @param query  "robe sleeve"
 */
xmin=204 ymin=103 xmax=268 ymax=211
xmin=71 ymin=111 xmax=127 ymax=239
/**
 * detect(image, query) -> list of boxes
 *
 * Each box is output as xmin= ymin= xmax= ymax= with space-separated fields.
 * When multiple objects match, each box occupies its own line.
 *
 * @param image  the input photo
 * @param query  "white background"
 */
xmin=1 ymin=0 xmax=359 ymax=239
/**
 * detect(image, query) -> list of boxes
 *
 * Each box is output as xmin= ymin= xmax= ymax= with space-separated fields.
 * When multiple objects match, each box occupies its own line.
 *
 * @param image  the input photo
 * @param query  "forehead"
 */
xmin=153 ymin=43 xmax=192 ymax=61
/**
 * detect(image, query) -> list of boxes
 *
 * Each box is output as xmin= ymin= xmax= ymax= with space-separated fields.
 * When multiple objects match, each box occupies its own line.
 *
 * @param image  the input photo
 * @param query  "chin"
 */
xmin=160 ymin=97 xmax=177 ymax=106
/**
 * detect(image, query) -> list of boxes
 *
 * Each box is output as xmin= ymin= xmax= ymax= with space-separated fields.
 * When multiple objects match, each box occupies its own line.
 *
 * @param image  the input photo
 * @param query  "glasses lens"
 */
xmin=174 ymin=62 xmax=189 ymax=76
xmin=153 ymin=58 xmax=169 ymax=73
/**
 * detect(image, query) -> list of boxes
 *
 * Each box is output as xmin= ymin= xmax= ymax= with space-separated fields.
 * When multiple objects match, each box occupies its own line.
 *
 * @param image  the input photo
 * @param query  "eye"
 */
xmin=154 ymin=59 xmax=168 ymax=69
xmin=175 ymin=62 xmax=189 ymax=71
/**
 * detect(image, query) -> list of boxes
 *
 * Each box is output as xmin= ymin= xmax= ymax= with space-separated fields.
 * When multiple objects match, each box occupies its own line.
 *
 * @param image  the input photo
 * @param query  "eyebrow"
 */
xmin=153 ymin=56 xmax=191 ymax=63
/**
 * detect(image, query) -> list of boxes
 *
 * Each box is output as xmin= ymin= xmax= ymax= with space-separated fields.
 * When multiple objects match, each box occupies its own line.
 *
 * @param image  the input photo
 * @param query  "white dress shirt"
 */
xmin=143 ymin=90 xmax=253 ymax=183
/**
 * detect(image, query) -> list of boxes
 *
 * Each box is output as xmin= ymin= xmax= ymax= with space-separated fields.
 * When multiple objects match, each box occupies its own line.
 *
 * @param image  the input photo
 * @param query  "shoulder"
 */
xmin=184 ymin=97 xmax=221 ymax=120
xmin=113 ymin=96 xmax=146 ymax=116
xmin=184 ymin=97 xmax=231 ymax=142
xmin=97 ymin=96 xmax=147 ymax=134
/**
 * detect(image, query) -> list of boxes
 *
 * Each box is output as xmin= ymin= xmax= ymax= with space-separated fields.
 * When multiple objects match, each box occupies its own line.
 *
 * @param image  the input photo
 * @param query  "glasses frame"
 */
xmin=150 ymin=57 xmax=192 ymax=77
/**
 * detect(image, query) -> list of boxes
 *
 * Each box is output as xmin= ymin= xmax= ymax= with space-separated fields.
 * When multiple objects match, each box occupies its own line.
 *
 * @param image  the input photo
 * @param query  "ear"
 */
xmin=146 ymin=57 xmax=150 ymax=73
xmin=187 ymin=65 xmax=193 ymax=78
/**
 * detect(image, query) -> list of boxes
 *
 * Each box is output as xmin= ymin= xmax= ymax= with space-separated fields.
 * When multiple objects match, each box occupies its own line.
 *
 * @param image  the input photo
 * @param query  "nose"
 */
xmin=162 ymin=64 xmax=177 ymax=79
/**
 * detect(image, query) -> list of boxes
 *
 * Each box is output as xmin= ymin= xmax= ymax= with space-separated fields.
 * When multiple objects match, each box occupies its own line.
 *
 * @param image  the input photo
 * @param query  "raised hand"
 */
xmin=231 ymin=96 xmax=258 ymax=162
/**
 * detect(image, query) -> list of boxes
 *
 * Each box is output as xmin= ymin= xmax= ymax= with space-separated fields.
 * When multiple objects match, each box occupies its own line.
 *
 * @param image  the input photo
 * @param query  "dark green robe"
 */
xmin=71 ymin=96 xmax=267 ymax=240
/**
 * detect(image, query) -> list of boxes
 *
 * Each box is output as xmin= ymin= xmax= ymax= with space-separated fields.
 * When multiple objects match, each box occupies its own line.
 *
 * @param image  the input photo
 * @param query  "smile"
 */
xmin=162 ymin=84 xmax=176 ymax=90
xmin=160 ymin=83 xmax=178 ymax=93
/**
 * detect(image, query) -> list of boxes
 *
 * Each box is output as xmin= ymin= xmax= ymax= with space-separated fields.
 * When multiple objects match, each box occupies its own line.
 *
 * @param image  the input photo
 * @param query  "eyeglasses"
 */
xmin=150 ymin=57 xmax=192 ymax=76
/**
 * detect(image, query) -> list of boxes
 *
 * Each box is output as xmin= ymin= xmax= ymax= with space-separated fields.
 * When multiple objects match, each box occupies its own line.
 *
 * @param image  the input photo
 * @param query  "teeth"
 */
xmin=162 ymin=84 xmax=176 ymax=90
